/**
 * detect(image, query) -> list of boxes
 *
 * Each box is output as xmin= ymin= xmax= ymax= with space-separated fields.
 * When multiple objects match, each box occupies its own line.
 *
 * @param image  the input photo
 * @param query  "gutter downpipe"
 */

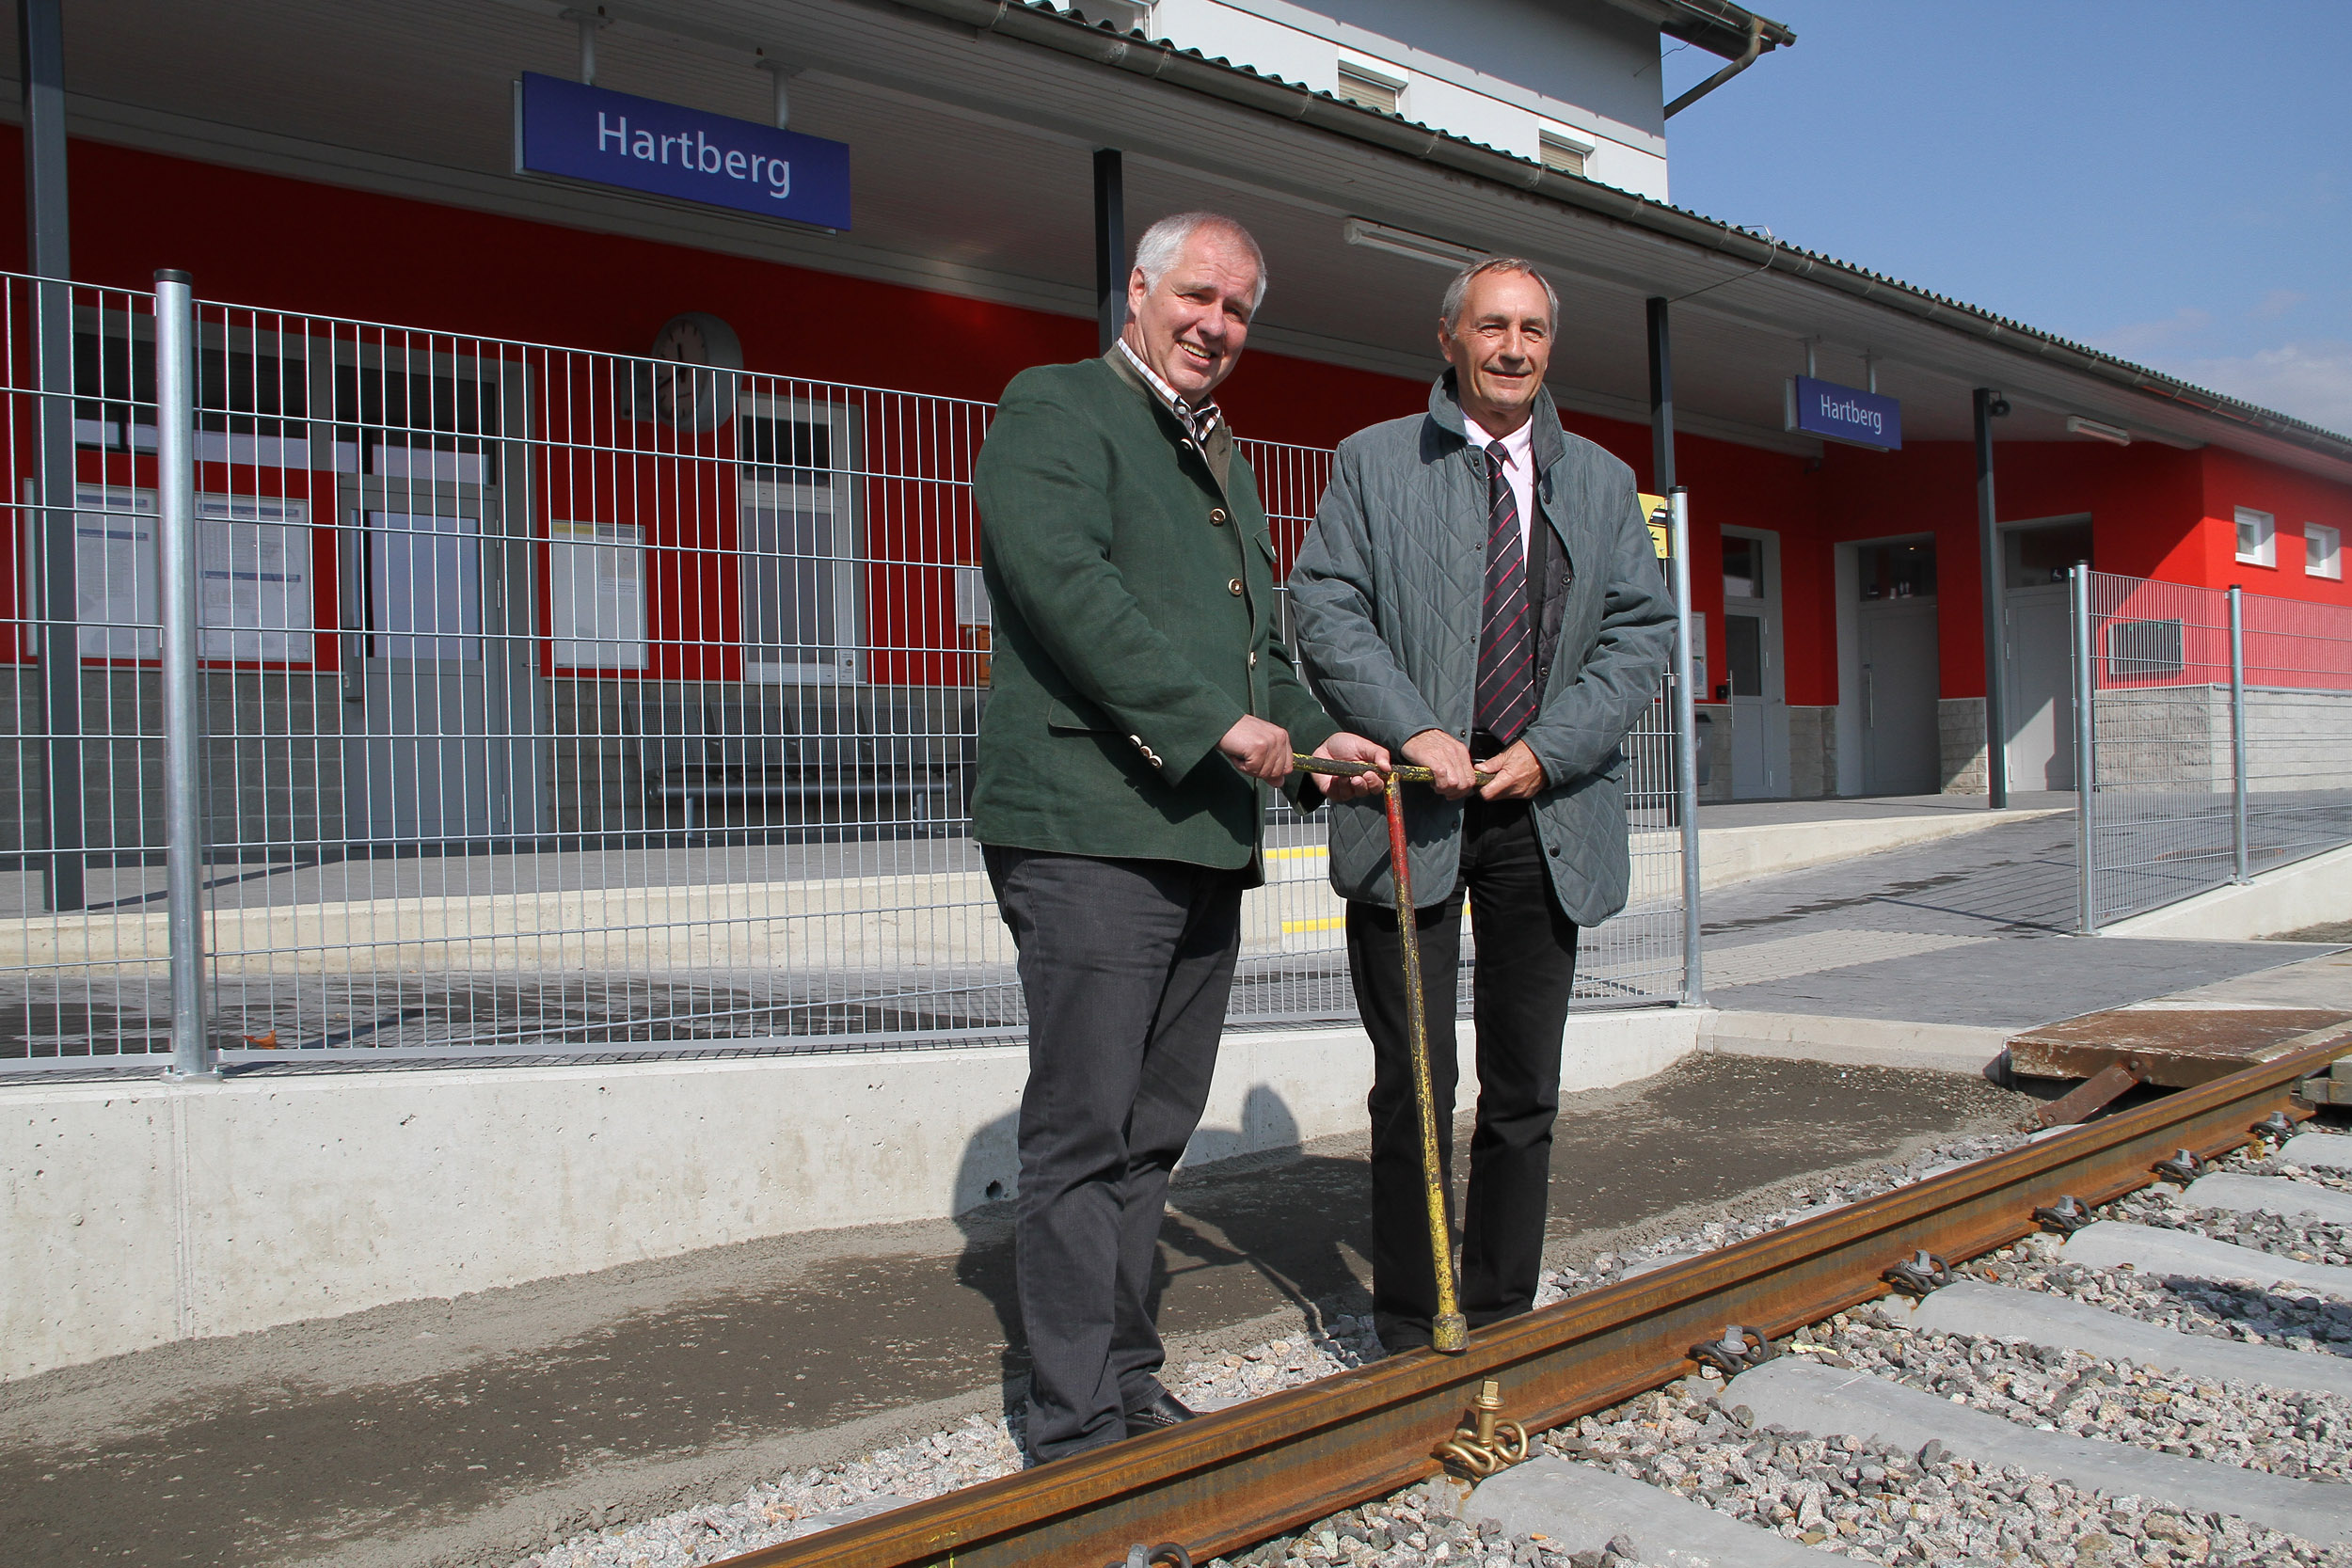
xmin=1663 ymin=18 xmax=1764 ymax=119
xmin=877 ymin=0 xmax=2352 ymax=471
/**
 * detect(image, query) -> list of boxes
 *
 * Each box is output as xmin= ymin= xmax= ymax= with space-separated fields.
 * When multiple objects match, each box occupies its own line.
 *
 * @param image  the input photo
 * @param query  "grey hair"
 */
xmin=1134 ymin=212 xmax=1269 ymax=313
xmin=1439 ymin=257 xmax=1559 ymax=334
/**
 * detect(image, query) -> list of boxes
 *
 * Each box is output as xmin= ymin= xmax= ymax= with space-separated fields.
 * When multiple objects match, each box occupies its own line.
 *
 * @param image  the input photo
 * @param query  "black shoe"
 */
xmin=1123 ymin=1389 xmax=1197 ymax=1437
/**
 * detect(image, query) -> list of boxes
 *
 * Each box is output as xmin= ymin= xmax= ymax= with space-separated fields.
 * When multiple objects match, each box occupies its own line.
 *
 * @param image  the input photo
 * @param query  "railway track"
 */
xmin=711 ymin=1024 xmax=2352 ymax=1568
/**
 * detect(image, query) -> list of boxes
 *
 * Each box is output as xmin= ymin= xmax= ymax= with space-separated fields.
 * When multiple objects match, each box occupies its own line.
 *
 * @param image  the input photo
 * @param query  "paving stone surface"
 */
xmin=1701 ymin=814 xmax=2327 ymax=1027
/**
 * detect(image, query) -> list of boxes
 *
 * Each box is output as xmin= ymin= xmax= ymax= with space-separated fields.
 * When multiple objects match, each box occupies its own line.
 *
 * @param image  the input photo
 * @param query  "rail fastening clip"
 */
xmin=1883 ymin=1250 xmax=1954 ymax=1297
xmin=1691 ymin=1323 xmax=1772 ymax=1377
xmin=1110 ymin=1544 xmax=1193 ymax=1568
xmin=2152 ymin=1148 xmax=2205 ymax=1185
xmin=2253 ymin=1110 xmax=2298 ymax=1150
xmin=2032 ymin=1195 xmax=2093 ymax=1235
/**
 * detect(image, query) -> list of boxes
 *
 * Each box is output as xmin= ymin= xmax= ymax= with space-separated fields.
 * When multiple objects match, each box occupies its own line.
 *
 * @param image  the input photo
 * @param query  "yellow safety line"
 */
xmin=1279 ymin=916 xmax=1346 ymax=934
xmin=1263 ymin=846 xmax=1328 ymax=861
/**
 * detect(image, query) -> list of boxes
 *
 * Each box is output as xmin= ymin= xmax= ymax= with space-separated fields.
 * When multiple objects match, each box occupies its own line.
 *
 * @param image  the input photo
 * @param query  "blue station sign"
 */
xmin=1785 ymin=374 xmax=1902 ymax=451
xmin=514 ymin=72 xmax=852 ymax=230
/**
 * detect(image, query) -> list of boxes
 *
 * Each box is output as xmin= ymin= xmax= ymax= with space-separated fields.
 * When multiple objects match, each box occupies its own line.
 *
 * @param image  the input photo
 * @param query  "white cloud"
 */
xmin=2169 ymin=341 xmax=2352 ymax=436
xmin=2251 ymin=289 xmax=2310 ymax=321
xmin=2091 ymin=308 xmax=2213 ymax=357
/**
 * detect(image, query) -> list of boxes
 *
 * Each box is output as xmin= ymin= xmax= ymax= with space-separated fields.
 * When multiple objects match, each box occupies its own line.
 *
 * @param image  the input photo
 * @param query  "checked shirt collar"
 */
xmin=1117 ymin=337 xmax=1224 ymax=446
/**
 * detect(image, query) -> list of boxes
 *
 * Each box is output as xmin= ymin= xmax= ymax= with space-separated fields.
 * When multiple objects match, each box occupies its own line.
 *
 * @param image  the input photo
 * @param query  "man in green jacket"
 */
xmin=973 ymin=211 xmax=1385 ymax=1462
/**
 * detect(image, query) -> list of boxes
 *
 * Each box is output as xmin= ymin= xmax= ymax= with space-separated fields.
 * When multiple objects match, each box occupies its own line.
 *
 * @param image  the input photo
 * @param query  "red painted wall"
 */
xmin=2193 ymin=447 xmax=2352 ymax=601
xmin=14 ymin=129 xmax=2352 ymax=723
xmin=1811 ymin=440 xmax=2218 ymax=701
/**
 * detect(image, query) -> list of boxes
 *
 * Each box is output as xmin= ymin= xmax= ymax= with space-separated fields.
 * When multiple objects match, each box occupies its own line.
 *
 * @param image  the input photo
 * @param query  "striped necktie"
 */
xmin=1474 ymin=442 xmax=1536 ymax=745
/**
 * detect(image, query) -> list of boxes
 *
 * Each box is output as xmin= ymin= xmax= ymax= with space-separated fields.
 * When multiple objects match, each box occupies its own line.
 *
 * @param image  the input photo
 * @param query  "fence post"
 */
xmin=1668 ymin=486 xmax=1704 ymax=1006
xmin=2072 ymin=564 xmax=2097 ymax=934
xmin=154 ymin=270 xmax=211 ymax=1078
xmin=2229 ymin=583 xmax=2249 ymax=886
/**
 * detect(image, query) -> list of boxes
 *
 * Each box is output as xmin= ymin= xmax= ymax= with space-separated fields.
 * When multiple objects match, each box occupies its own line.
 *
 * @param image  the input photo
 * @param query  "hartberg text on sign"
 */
xmin=1785 ymin=374 xmax=1902 ymax=451
xmin=515 ymin=73 xmax=852 ymax=230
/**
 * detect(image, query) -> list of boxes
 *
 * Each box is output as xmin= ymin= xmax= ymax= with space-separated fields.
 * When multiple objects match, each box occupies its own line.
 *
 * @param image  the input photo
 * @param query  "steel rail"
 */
xmin=714 ymin=1023 xmax=2352 ymax=1568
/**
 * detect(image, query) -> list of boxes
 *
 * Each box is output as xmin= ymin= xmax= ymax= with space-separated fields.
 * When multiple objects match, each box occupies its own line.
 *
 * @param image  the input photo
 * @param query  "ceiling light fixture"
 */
xmin=1343 ymin=218 xmax=1486 ymax=270
xmin=2065 ymin=415 xmax=2133 ymax=446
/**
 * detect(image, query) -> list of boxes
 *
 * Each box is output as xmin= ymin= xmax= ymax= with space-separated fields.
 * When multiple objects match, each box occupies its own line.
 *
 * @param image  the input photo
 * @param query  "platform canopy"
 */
xmin=18 ymin=0 xmax=2350 ymax=477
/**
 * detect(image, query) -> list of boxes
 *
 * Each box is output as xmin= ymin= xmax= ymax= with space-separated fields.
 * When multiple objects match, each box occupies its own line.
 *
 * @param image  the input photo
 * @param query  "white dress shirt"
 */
xmin=1463 ymin=413 xmax=1536 ymax=554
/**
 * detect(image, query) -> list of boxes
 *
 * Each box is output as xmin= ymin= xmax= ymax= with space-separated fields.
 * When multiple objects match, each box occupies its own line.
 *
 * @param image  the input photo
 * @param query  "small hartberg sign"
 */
xmin=514 ymin=73 xmax=852 ymax=230
xmin=1785 ymin=374 xmax=1901 ymax=451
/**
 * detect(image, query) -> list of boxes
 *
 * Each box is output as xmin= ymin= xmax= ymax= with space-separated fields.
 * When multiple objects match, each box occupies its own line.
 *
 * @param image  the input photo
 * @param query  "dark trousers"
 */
xmin=982 ymin=846 xmax=1247 ymax=1461
xmin=1344 ymin=797 xmax=1580 ymax=1351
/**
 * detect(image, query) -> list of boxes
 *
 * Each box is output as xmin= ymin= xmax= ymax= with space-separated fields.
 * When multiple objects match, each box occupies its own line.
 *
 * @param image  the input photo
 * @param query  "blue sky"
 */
xmin=1660 ymin=2 xmax=2351 ymax=435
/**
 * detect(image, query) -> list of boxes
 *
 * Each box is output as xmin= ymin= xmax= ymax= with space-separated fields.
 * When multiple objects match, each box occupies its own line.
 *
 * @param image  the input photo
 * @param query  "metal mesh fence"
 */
xmin=2082 ymin=568 xmax=2352 ymax=927
xmin=0 ymin=274 xmax=1688 ymax=1071
xmin=2235 ymin=589 xmax=2352 ymax=875
xmin=0 ymin=277 xmax=176 ymax=1063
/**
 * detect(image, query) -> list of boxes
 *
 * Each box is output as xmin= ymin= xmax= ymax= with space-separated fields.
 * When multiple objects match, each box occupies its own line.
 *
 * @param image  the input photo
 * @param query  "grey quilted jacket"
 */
xmin=1288 ymin=374 xmax=1675 ymax=924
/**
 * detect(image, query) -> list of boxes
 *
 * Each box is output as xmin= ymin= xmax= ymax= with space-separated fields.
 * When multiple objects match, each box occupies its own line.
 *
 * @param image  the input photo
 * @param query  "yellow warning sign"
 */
xmin=1639 ymin=492 xmax=1671 ymax=558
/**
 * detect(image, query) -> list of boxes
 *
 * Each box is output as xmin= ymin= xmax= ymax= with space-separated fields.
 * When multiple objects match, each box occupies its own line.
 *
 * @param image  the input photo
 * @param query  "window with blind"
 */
xmin=1335 ymin=62 xmax=1403 ymax=116
xmin=1538 ymin=132 xmax=1591 ymax=178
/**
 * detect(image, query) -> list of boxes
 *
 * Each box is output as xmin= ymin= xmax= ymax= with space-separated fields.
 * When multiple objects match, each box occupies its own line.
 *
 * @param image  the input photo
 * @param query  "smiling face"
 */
xmin=1439 ymin=268 xmax=1554 ymax=437
xmin=1120 ymin=227 xmax=1261 ymax=404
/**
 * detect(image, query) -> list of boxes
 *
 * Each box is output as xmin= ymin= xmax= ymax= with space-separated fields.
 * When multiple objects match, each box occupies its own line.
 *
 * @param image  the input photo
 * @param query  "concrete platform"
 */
xmin=1698 ymin=812 xmax=2330 ymax=1031
xmin=0 ymin=799 xmax=2052 ymax=984
xmin=0 ymin=1011 xmax=1696 ymax=1380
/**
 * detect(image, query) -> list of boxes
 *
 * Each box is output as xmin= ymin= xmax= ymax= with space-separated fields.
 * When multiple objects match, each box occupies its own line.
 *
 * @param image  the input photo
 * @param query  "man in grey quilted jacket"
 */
xmin=1288 ymin=258 xmax=1675 ymax=1352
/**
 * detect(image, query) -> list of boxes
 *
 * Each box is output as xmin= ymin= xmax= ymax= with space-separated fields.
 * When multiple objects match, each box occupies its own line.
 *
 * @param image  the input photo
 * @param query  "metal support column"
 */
xmin=1093 ymin=149 xmax=1125 ymax=356
xmin=1669 ymin=487 xmax=1703 ymax=1006
xmin=2071 ymin=564 xmax=2098 ymax=934
xmin=1974 ymin=388 xmax=2009 ymax=809
xmin=21 ymin=0 xmax=82 ymax=911
xmin=563 ymin=7 xmax=608 ymax=85
xmin=2229 ymin=584 xmax=2249 ymax=886
xmin=155 ymin=271 xmax=211 ymax=1078
xmin=1646 ymin=297 xmax=1676 ymax=492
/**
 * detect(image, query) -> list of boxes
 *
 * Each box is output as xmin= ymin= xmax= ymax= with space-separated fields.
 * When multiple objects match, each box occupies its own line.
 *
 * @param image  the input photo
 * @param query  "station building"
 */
xmin=7 ymin=0 xmax=2351 ymax=867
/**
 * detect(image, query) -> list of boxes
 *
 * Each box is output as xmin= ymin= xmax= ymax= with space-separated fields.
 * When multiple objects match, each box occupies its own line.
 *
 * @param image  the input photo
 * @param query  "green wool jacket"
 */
xmin=972 ymin=353 xmax=1338 ymax=877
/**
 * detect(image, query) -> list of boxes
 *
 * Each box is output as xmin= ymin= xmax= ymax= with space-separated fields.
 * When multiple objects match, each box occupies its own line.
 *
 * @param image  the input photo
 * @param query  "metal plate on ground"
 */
xmin=2008 ymin=1007 xmax=2352 ymax=1086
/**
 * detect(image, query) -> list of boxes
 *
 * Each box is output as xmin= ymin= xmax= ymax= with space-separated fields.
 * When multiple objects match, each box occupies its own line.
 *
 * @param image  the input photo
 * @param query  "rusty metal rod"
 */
xmin=707 ymin=1022 xmax=2347 ymax=1568
xmin=1289 ymin=752 xmax=1495 ymax=788
xmin=1293 ymin=751 xmax=1481 ymax=1352
xmin=1382 ymin=770 xmax=1468 ymax=1354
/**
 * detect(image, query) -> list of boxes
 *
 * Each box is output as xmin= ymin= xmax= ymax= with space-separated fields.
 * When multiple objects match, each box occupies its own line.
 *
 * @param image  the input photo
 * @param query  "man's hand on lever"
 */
xmin=1400 ymin=729 xmax=1479 ymax=800
xmin=1311 ymin=733 xmax=1391 ymax=800
xmin=1218 ymin=714 xmax=1295 ymax=784
xmin=1475 ymin=739 xmax=1548 ymax=801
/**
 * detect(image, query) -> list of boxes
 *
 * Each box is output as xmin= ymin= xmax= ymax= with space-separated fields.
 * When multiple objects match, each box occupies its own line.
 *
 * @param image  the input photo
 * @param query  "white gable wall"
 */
xmin=1148 ymin=0 xmax=1672 ymax=200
